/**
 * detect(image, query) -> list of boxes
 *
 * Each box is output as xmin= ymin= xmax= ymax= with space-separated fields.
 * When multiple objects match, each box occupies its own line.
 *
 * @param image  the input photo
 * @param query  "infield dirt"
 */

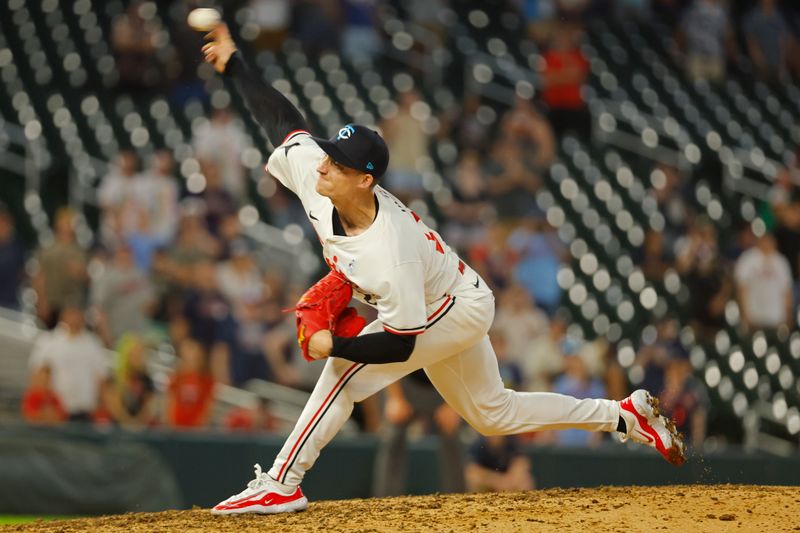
xmin=2 ymin=484 xmax=798 ymax=532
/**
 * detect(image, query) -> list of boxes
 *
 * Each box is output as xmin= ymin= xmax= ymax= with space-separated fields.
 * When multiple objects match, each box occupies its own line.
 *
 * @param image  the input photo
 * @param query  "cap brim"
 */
xmin=311 ymin=137 xmax=362 ymax=173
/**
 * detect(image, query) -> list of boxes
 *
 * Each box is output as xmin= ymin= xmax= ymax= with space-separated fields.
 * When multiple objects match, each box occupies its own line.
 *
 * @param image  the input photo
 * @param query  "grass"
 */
xmin=0 ymin=515 xmax=75 ymax=525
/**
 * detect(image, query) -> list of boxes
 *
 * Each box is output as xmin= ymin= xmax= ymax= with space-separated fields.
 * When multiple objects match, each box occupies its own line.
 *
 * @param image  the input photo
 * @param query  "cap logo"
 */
xmin=366 ymin=162 xmax=374 ymax=170
xmin=337 ymin=124 xmax=355 ymax=140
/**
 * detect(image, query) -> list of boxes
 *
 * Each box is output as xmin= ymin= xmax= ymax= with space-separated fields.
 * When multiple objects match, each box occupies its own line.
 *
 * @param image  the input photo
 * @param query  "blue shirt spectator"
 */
xmin=507 ymin=221 xmax=564 ymax=316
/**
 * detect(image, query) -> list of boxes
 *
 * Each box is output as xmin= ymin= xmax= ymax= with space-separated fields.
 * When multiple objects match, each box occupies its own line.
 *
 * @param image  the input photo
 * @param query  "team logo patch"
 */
xmin=337 ymin=124 xmax=355 ymax=140
xmin=366 ymin=162 xmax=374 ymax=170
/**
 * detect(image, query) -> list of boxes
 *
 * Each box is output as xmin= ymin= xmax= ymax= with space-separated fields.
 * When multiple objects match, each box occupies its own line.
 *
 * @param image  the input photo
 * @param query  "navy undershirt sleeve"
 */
xmin=223 ymin=53 xmax=307 ymax=147
xmin=332 ymin=332 xmax=417 ymax=364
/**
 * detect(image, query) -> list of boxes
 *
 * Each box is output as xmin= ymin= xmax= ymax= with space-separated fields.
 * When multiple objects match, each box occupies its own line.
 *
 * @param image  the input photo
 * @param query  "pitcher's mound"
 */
xmin=4 ymin=485 xmax=798 ymax=532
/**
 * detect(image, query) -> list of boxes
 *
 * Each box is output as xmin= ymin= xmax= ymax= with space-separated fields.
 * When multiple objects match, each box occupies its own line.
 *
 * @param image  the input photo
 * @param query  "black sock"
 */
xmin=616 ymin=416 xmax=627 ymax=433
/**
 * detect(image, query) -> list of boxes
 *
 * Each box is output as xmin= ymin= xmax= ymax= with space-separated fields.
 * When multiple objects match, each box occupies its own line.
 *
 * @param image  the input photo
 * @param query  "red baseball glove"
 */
xmin=293 ymin=271 xmax=366 ymax=361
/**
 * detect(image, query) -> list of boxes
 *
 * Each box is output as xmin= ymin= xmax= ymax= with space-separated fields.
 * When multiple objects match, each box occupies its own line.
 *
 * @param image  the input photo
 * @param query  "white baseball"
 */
xmin=187 ymin=8 xmax=221 ymax=31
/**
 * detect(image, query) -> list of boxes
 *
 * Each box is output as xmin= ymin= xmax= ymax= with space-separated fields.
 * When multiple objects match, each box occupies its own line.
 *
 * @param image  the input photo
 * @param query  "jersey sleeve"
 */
xmin=265 ymin=131 xmax=324 ymax=201
xmin=377 ymin=261 xmax=428 ymax=336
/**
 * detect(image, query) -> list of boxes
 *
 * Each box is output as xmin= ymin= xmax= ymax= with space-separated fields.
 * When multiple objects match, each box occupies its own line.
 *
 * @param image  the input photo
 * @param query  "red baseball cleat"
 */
xmin=619 ymin=389 xmax=686 ymax=466
xmin=211 ymin=464 xmax=308 ymax=515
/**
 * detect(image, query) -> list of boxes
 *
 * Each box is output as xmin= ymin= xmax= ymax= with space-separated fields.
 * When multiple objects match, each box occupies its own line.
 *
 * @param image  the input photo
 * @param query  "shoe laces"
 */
xmin=245 ymin=463 xmax=271 ymax=492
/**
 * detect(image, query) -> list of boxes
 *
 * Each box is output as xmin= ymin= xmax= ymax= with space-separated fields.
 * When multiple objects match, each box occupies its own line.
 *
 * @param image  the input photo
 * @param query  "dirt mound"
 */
xmin=3 ymin=485 xmax=798 ymax=532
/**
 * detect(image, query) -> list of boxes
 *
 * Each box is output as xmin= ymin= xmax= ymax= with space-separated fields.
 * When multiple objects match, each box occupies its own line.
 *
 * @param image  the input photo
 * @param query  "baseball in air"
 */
xmin=187 ymin=8 xmax=221 ymax=31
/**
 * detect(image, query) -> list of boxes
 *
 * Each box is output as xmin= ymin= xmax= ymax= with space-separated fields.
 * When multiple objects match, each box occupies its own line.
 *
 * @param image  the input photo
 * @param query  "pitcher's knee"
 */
xmin=467 ymin=392 xmax=517 ymax=436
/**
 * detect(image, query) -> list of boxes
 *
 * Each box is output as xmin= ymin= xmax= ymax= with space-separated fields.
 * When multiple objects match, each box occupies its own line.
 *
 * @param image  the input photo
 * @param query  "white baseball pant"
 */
xmin=268 ymin=277 xmax=620 ymax=487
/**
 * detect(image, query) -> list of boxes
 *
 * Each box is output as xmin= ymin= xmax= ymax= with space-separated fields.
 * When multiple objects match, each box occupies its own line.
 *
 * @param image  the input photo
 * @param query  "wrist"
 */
xmin=223 ymin=52 xmax=241 ymax=76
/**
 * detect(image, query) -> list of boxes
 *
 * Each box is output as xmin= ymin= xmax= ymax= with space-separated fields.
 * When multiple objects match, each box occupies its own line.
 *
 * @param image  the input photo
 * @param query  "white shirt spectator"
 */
xmin=216 ymin=255 xmax=263 ymax=306
xmin=28 ymin=326 xmax=109 ymax=415
xmin=193 ymin=112 xmax=248 ymax=201
xmin=137 ymin=170 xmax=179 ymax=242
xmin=735 ymin=245 xmax=793 ymax=328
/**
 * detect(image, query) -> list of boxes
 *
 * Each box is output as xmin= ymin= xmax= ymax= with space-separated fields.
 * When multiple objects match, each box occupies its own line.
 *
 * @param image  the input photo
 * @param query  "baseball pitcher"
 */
xmin=202 ymin=24 xmax=685 ymax=515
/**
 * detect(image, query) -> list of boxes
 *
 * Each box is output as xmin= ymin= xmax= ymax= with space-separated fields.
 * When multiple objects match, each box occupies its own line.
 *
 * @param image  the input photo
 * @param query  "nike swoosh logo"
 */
xmin=283 ymin=142 xmax=300 ymax=155
xmin=473 ymin=277 xmax=479 ymax=288
xmin=309 ymin=212 xmax=319 ymax=221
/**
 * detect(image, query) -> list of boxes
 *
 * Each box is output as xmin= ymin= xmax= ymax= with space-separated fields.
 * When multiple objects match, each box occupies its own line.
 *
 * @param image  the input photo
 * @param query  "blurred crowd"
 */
xmin=1 ymin=0 xmax=800 ymax=495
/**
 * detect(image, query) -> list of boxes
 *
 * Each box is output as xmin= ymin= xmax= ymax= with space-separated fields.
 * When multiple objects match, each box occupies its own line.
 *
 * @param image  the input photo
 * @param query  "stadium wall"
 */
xmin=0 ymin=425 xmax=798 ymax=513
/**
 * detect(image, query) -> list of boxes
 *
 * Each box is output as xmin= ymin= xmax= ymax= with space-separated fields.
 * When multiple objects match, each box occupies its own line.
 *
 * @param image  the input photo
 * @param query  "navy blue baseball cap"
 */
xmin=312 ymin=124 xmax=390 ymax=179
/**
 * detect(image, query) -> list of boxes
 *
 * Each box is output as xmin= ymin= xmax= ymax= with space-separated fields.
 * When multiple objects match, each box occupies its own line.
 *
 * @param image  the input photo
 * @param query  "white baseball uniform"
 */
xmin=265 ymin=131 xmax=621 ymax=487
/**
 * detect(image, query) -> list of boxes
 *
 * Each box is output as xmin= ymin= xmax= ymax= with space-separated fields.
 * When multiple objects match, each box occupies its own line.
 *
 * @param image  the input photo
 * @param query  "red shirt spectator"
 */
xmin=224 ymin=399 xmax=278 ymax=432
xmin=541 ymin=43 xmax=589 ymax=110
xmin=166 ymin=338 xmax=215 ymax=428
xmin=22 ymin=366 xmax=67 ymax=425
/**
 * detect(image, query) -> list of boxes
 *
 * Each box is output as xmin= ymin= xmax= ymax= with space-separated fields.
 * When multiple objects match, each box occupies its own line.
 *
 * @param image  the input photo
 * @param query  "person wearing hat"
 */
xmin=202 ymin=24 xmax=685 ymax=515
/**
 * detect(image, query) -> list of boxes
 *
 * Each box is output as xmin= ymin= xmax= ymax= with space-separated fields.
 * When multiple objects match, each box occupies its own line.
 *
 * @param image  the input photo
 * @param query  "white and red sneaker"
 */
xmin=211 ymin=464 xmax=308 ymax=515
xmin=619 ymin=389 xmax=686 ymax=466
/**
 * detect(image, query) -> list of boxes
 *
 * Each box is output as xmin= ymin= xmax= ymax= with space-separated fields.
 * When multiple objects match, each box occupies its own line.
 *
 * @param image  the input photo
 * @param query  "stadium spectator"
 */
xmin=167 ymin=208 xmax=222 ymax=287
xmin=248 ymin=0 xmax=290 ymax=52
xmin=676 ymin=0 xmax=736 ymax=83
xmin=492 ymin=286 xmax=549 ymax=380
xmin=484 ymin=140 xmax=541 ymax=221
xmin=381 ymin=89 xmax=429 ymax=204
xmin=0 ymin=204 xmax=26 ymax=310
xmin=441 ymin=150 xmax=493 ymax=253
xmin=341 ymin=0 xmax=382 ymax=65
xmin=111 ymin=1 xmax=165 ymax=92
xmin=518 ymin=0 xmax=555 ymax=44
xmin=192 ymin=108 xmax=248 ymax=202
xmin=182 ymin=260 xmax=234 ymax=383
xmin=21 ymin=366 xmax=67 ymax=425
xmin=31 ymin=207 xmax=88 ymax=328
xmin=465 ymin=434 xmax=534 ymax=492
xmin=769 ymin=154 xmax=800 ymax=306
xmin=523 ymin=312 xmax=569 ymax=392
xmin=28 ymin=303 xmax=109 ymax=422
xmin=215 ymin=239 xmax=263 ymax=307
xmin=640 ymin=229 xmax=672 ymax=283
xmin=540 ymin=22 xmax=590 ymax=138
xmin=224 ymin=397 xmax=279 ymax=432
xmin=550 ymin=339 xmax=606 ymax=447
xmin=734 ymin=232 xmax=793 ymax=332
xmin=468 ymin=223 xmax=516 ymax=291
xmin=636 ymin=317 xmax=686 ymax=397
xmin=218 ymin=296 xmax=273 ymax=387
xmin=90 ymin=242 xmax=155 ymax=348
xmin=98 ymin=150 xmax=144 ymax=246
xmin=500 ymin=97 xmax=556 ymax=171
xmin=195 ymin=160 xmax=238 ymax=237
xmin=105 ymin=334 xmax=156 ymax=428
xmin=743 ymin=0 xmax=791 ymax=82
xmin=165 ymin=338 xmax=215 ymax=429
xmin=372 ymin=373 xmax=465 ymax=496
xmin=137 ymin=150 xmax=179 ymax=244
xmin=447 ymin=93 xmax=491 ymax=153
xmin=658 ymin=350 xmax=708 ymax=449
xmin=676 ymin=219 xmax=732 ymax=340
xmin=507 ymin=218 xmax=565 ymax=316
